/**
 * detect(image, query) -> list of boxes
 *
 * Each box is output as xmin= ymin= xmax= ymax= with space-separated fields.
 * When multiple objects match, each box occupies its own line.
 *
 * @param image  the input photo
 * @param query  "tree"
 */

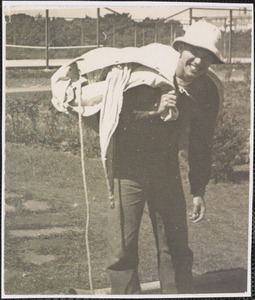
xmin=6 ymin=14 xmax=44 ymax=45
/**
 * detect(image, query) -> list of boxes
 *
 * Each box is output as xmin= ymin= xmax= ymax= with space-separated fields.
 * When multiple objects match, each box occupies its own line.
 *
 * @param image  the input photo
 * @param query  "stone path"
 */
xmin=4 ymin=191 xmax=83 ymax=269
xmin=9 ymin=227 xmax=84 ymax=238
xmin=3 ymin=191 xmax=249 ymax=295
xmin=5 ymin=59 xmax=70 ymax=69
xmin=5 ymin=86 xmax=51 ymax=94
xmin=22 ymin=251 xmax=56 ymax=265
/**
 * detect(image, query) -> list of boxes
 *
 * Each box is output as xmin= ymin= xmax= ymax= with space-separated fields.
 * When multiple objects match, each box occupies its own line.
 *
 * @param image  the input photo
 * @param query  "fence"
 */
xmin=5 ymin=6 xmax=252 ymax=68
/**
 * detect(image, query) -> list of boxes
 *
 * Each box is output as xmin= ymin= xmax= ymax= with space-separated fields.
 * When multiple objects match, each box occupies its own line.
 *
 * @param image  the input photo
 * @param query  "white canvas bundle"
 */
xmin=51 ymin=43 xmax=180 ymax=117
xmin=50 ymin=43 xmax=224 ymax=200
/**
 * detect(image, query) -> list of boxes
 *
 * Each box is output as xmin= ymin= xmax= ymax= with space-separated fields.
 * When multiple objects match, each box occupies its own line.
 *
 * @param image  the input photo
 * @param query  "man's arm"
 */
xmin=124 ymin=88 xmax=177 ymax=121
xmin=188 ymin=78 xmax=220 ymax=223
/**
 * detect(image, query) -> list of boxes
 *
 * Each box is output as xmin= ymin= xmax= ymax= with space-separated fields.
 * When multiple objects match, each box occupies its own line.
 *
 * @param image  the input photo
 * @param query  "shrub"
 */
xmin=211 ymin=105 xmax=249 ymax=183
xmin=5 ymin=74 xmax=251 ymax=182
xmin=208 ymin=74 xmax=250 ymax=182
xmin=5 ymin=92 xmax=100 ymax=158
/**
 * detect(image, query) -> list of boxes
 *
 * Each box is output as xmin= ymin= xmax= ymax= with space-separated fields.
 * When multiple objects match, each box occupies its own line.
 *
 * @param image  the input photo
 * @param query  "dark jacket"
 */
xmin=113 ymin=74 xmax=219 ymax=198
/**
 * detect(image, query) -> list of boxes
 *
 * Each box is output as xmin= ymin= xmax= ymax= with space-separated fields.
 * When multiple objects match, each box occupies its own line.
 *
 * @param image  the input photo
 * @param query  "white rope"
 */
xmin=77 ymin=77 xmax=94 ymax=294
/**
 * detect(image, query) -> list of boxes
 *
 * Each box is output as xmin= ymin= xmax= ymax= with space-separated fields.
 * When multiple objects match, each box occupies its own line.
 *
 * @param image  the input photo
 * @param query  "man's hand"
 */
xmin=189 ymin=196 xmax=206 ymax=223
xmin=157 ymin=90 xmax=177 ymax=115
xmin=148 ymin=90 xmax=177 ymax=117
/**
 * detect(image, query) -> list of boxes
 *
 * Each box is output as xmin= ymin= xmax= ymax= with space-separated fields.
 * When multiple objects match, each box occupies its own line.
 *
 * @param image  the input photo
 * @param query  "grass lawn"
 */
xmin=3 ymin=143 xmax=250 ymax=295
xmin=5 ymin=69 xmax=55 ymax=89
xmin=4 ymin=64 xmax=251 ymax=295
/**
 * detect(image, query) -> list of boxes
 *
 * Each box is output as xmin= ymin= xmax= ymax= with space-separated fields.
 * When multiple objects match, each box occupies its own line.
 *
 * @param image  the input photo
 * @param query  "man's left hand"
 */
xmin=189 ymin=196 xmax=206 ymax=223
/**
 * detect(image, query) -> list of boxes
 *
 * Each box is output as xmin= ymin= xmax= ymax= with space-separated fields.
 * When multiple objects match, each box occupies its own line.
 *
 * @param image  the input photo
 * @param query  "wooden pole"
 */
xmin=169 ymin=22 xmax=172 ymax=44
xmin=229 ymin=9 xmax=232 ymax=63
xmin=170 ymin=22 xmax=174 ymax=45
xmin=154 ymin=23 xmax=158 ymax=43
xmin=223 ymin=17 xmax=227 ymax=58
xmin=134 ymin=23 xmax=137 ymax=47
xmin=97 ymin=8 xmax=100 ymax=48
xmin=81 ymin=19 xmax=84 ymax=45
xmin=112 ymin=22 xmax=115 ymax=47
xmin=189 ymin=8 xmax=193 ymax=25
xmin=173 ymin=24 xmax=176 ymax=42
xmin=45 ymin=9 xmax=49 ymax=69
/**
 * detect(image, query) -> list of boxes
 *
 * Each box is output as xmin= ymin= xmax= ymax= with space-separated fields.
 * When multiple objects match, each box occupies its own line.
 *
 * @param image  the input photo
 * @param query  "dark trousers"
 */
xmin=106 ymin=167 xmax=194 ymax=294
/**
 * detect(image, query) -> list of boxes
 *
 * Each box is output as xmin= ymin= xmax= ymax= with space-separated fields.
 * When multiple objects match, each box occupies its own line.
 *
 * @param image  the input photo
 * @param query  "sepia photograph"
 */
xmin=2 ymin=1 xmax=253 ymax=298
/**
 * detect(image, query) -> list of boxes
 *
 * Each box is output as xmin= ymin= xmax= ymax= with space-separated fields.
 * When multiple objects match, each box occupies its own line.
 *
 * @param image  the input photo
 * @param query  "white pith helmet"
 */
xmin=173 ymin=20 xmax=225 ymax=64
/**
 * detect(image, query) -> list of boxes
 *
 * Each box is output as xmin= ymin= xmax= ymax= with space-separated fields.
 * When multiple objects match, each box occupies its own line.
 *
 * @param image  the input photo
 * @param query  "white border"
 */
xmin=247 ymin=2 xmax=254 ymax=297
xmin=2 ymin=4 xmax=6 ymax=300
xmin=2 ymin=1 xmax=253 ymax=9
xmin=2 ymin=1 xmax=253 ymax=299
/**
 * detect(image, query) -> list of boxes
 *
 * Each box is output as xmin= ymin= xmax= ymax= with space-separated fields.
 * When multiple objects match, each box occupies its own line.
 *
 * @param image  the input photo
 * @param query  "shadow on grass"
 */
xmin=69 ymin=268 xmax=247 ymax=295
xmin=142 ymin=267 xmax=247 ymax=294
xmin=230 ymin=170 xmax=249 ymax=184
xmin=193 ymin=268 xmax=247 ymax=294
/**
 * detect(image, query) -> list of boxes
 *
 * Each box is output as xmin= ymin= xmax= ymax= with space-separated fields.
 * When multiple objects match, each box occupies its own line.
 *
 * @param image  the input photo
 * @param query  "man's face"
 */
xmin=176 ymin=43 xmax=214 ymax=81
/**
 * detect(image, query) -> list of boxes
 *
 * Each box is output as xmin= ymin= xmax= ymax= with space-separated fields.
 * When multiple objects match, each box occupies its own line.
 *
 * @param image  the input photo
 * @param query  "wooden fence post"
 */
xmin=134 ymin=23 xmax=137 ymax=47
xmin=45 ymin=9 xmax=49 ymax=69
xmin=228 ymin=9 xmax=233 ymax=63
xmin=97 ymin=8 xmax=100 ymax=48
xmin=154 ymin=23 xmax=158 ymax=43
xmin=189 ymin=8 xmax=193 ymax=25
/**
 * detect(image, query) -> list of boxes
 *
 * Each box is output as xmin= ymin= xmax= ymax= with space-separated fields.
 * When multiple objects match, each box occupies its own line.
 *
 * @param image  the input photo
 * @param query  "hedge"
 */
xmin=5 ymin=79 xmax=250 ymax=182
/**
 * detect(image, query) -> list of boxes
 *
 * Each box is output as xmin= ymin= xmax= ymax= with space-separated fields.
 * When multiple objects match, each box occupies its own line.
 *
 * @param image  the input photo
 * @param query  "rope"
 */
xmin=77 ymin=77 xmax=94 ymax=294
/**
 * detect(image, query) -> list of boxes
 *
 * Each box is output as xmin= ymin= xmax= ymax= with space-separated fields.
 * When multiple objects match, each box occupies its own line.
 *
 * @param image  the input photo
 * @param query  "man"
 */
xmin=105 ymin=20 xmax=224 ymax=294
xmin=50 ymin=19 xmax=224 ymax=296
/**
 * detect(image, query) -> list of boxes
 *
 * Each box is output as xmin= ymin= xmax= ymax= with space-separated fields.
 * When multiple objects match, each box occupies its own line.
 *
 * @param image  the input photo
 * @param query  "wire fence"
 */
xmin=5 ymin=6 xmax=252 ymax=67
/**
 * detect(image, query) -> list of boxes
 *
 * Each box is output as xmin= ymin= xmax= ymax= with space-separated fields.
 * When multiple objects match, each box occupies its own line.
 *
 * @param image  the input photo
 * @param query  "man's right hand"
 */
xmin=157 ymin=90 xmax=177 ymax=115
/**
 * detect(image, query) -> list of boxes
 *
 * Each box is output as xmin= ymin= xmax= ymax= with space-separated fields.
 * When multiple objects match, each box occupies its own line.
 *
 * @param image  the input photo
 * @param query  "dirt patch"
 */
xmin=5 ymin=212 xmax=82 ymax=229
xmin=5 ymin=204 xmax=16 ymax=212
xmin=22 ymin=251 xmax=55 ymax=265
xmin=5 ymin=192 xmax=23 ymax=200
xmin=23 ymin=200 xmax=51 ymax=212
xmin=6 ymin=86 xmax=51 ymax=93
xmin=9 ymin=227 xmax=84 ymax=238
